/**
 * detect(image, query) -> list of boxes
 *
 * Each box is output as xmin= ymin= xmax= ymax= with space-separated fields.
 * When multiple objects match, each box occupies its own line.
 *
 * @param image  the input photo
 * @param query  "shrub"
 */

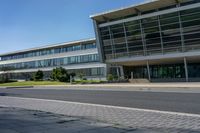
xmin=107 ymin=74 xmax=114 ymax=81
xmin=51 ymin=67 xmax=70 ymax=82
xmin=83 ymin=77 xmax=87 ymax=80
xmin=34 ymin=70 xmax=44 ymax=81
xmin=0 ymin=74 xmax=10 ymax=83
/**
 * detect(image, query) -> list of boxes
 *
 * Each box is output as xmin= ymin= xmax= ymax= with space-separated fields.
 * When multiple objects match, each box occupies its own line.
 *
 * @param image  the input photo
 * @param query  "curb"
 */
xmin=5 ymin=86 xmax=34 ymax=89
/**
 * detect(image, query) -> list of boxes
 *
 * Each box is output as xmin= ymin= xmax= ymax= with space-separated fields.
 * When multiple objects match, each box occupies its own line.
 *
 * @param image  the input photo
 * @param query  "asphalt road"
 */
xmin=0 ymin=87 xmax=200 ymax=114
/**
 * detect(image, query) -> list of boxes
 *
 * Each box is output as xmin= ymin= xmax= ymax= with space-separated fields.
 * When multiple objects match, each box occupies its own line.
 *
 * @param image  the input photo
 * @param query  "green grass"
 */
xmin=74 ymin=80 xmax=101 ymax=84
xmin=0 ymin=81 xmax=68 ymax=87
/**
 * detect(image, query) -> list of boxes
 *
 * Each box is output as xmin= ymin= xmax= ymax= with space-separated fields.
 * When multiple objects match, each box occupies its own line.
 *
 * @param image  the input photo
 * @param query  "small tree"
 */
xmin=34 ymin=70 xmax=44 ymax=81
xmin=51 ymin=67 xmax=70 ymax=82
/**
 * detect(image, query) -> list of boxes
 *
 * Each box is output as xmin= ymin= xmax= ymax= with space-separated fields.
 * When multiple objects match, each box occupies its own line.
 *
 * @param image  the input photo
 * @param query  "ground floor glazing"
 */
xmin=112 ymin=61 xmax=200 ymax=82
xmin=0 ymin=67 xmax=106 ymax=80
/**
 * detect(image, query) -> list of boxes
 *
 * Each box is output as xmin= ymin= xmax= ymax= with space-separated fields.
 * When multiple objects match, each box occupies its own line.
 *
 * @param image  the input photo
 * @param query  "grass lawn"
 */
xmin=74 ymin=80 xmax=101 ymax=84
xmin=0 ymin=81 xmax=68 ymax=87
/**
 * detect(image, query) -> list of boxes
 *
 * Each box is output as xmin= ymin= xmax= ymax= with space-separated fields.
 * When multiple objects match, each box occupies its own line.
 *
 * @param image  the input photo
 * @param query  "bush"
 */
xmin=83 ymin=77 xmax=87 ymax=80
xmin=34 ymin=70 xmax=44 ymax=81
xmin=107 ymin=74 xmax=114 ymax=81
xmin=0 ymin=74 xmax=10 ymax=83
xmin=51 ymin=67 xmax=70 ymax=82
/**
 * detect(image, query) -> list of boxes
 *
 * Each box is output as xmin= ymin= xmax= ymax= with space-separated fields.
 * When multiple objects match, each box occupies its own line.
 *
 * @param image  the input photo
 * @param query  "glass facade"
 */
xmin=99 ymin=5 xmax=200 ymax=60
xmin=0 ymin=54 xmax=99 ymax=71
xmin=124 ymin=64 xmax=185 ymax=79
xmin=7 ymin=67 xmax=105 ymax=80
xmin=150 ymin=64 xmax=185 ymax=79
xmin=124 ymin=66 xmax=148 ymax=79
xmin=188 ymin=63 xmax=200 ymax=78
xmin=123 ymin=63 xmax=200 ymax=81
xmin=0 ymin=38 xmax=106 ymax=80
xmin=0 ymin=42 xmax=96 ymax=61
xmin=95 ymin=1 xmax=200 ymax=81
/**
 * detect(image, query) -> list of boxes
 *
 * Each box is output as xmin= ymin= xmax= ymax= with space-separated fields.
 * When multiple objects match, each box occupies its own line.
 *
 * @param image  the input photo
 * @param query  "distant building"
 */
xmin=91 ymin=0 xmax=200 ymax=82
xmin=0 ymin=39 xmax=107 ymax=80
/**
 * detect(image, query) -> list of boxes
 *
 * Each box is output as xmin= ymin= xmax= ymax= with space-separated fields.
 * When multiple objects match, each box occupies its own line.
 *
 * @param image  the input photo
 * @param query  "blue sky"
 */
xmin=0 ymin=0 xmax=145 ymax=54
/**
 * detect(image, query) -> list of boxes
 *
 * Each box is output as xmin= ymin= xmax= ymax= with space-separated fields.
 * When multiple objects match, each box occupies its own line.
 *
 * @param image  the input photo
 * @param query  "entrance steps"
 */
xmin=129 ymin=78 xmax=150 ymax=83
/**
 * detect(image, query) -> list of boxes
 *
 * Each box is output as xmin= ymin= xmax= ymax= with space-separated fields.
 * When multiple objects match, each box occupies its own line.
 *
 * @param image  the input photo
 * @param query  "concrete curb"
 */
xmin=5 ymin=86 xmax=34 ymax=89
xmin=35 ymin=84 xmax=200 ymax=89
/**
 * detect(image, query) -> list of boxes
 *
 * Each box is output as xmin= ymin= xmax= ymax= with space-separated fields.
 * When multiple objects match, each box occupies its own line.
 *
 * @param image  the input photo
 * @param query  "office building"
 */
xmin=91 ymin=0 xmax=200 ymax=82
xmin=0 ymin=39 xmax=107 ymax=80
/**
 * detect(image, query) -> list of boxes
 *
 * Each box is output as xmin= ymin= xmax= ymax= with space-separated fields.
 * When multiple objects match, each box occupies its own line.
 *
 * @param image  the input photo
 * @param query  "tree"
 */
xmin=51 ymin=67 xmax=70 ymax=82
xmin=34 ymin=70 xmax=44 ymax=81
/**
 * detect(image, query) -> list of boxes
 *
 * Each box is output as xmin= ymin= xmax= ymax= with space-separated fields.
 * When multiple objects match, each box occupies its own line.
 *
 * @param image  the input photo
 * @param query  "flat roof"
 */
xmin=0 ymin=38 xmax=96 ymax=57
xmin=90 ymin=0 xmax=191 ymax=22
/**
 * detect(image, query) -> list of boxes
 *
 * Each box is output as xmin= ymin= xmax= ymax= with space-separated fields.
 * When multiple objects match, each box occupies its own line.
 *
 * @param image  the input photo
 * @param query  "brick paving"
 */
xmin=0 ymin=107 xmax=135 ymax=133
xmin=0 ymin=96 xmax=200 ymax=133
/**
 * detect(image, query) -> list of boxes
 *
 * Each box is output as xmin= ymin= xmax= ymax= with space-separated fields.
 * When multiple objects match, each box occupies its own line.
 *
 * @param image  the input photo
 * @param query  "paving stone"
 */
xmin=81 ymin=127 xmax=126 ymax=133
xmin=0 ymin=129 xmax=19 ymax=133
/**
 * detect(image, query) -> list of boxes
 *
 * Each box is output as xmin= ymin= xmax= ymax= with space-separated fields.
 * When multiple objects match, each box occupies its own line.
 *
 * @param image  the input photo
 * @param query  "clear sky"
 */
xmin=0 ymin=0 xmax=145 ymax=54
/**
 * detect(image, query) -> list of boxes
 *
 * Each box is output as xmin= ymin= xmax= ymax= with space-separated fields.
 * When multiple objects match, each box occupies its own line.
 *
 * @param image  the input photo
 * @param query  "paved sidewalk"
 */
xmin=1 ymin=107 xmax=147 ymax=133
xmin=0 ymin=96 xmax=200 ymax=133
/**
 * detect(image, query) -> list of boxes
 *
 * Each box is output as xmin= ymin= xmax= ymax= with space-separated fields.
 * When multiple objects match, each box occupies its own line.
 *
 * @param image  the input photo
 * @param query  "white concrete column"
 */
xmin=131 ymin=72 xmax=133 ymax=80
xmin=147 ymin=60 xmax=151 ymax=81
xmin=119 ymin=66 xmax=124 ymax=79
xmin=116 ymin=67 xmax=120 ymax=79
xmin=184 ymin=57 xmax=189 ymax=82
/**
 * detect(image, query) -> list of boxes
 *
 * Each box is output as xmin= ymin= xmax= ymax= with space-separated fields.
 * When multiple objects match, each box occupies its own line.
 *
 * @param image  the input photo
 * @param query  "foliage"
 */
xmin=0 ymin=74 xmax=8 ymax=83
xmin=51 ymin=67 xmax=70 ymax=82
xmin=34 ymin=70 xmax=44 ymax=81
xmin=107 ymin=74 xmax=114 ymax=81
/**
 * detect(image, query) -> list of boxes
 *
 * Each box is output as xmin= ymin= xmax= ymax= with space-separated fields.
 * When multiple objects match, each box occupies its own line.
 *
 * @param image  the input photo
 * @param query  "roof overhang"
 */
xmin=90 ymin=0 xmax=192 ymax=22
